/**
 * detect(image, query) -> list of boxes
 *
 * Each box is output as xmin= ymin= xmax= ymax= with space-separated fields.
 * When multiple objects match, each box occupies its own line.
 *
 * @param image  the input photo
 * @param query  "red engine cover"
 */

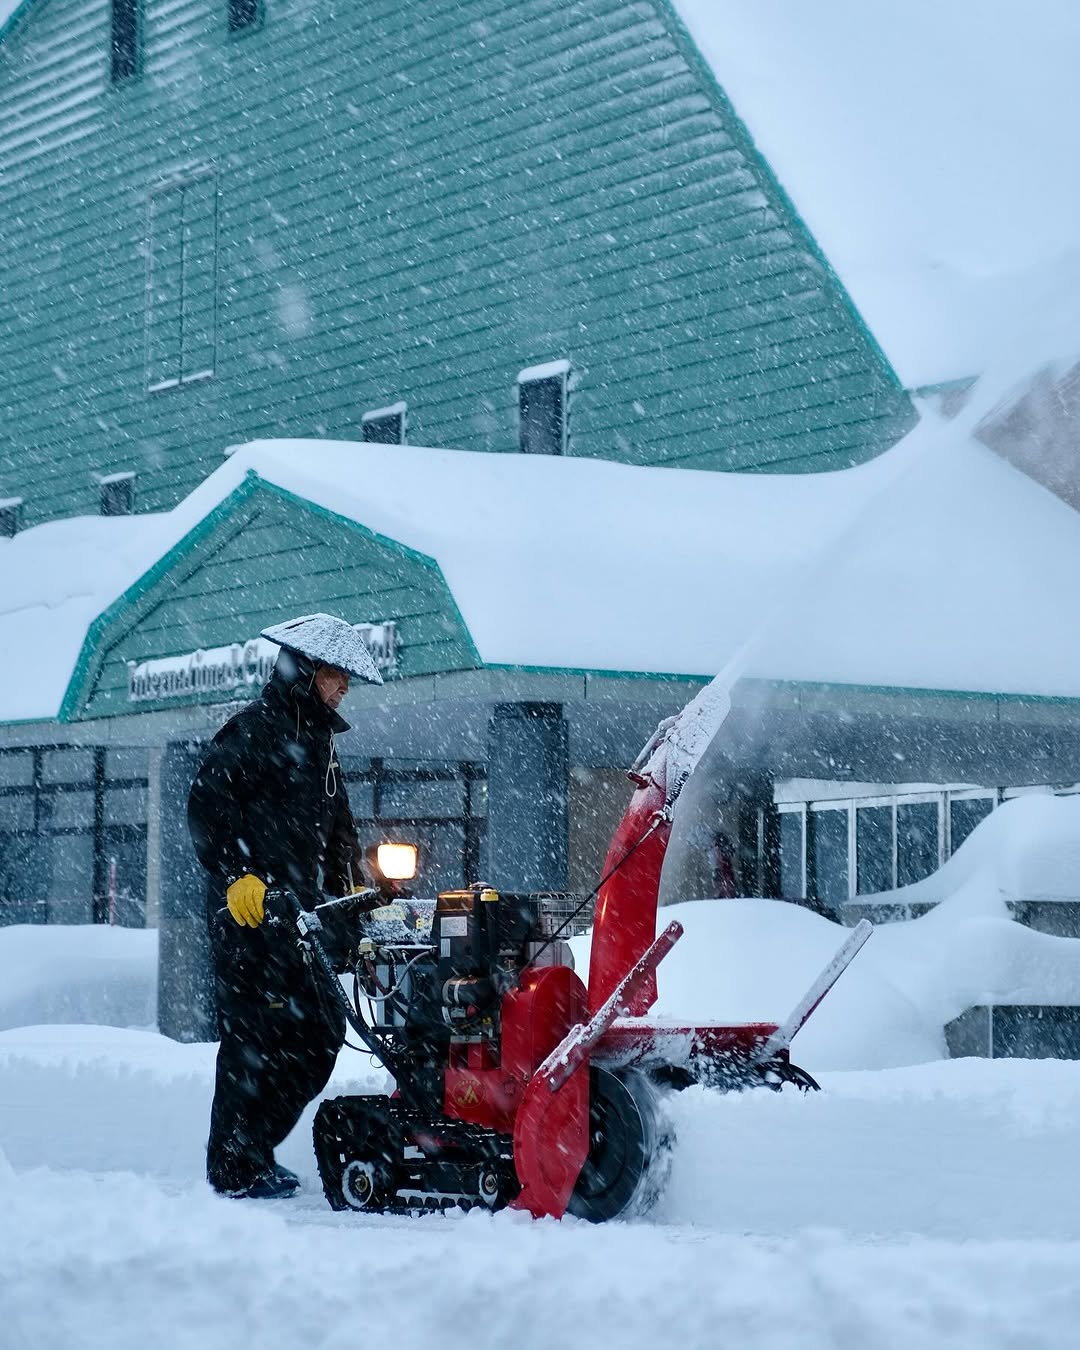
xmin=442 ymin=964 xmax=588 ymax=1136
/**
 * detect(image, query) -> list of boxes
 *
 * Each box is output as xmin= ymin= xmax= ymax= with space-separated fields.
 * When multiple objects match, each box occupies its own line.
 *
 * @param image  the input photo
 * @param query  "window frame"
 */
xmin=110 ymin=0 xmax=142 ymax=85
xmin=517 ymin=360 xmax=569 ymax=456
xmin=0 ymin=746 xmax=150 ymax=924
xmin=0 ymin=496 xmax=22 ymax=538
xmin=227 ymin=0 xmax=264 ymax=35
xmin=145 ymin=167 xmax=219 ymax=394
xmin=98 ymin=472 xmax=135 ymax=517
xmin=361 ymin=402 xmax=407 ymax=445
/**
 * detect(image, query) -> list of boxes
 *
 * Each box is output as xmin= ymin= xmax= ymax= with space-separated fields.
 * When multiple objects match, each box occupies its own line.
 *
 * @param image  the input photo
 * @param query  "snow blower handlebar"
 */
xmin=271 ymin=888 xmax=411 ymax=1085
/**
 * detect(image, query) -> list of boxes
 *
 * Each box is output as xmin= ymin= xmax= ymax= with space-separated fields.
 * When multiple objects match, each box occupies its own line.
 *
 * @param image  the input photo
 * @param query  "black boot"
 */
xmin=271 ymin=1160 xmax=300 ymax=1188
xmin=224 ymin=1167 xmax=300 ymax=1200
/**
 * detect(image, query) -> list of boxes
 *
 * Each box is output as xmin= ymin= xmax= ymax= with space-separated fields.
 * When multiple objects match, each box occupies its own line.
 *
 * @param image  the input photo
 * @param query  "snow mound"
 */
xmin=0 ymin=924 xmax=158 ymax=1032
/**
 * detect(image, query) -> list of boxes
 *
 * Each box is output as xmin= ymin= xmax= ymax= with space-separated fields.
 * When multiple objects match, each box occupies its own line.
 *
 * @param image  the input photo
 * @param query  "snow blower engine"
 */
xmin=284 ymin=871 xmax=871 ymax=1222
xmin=309 ymin=886 xmax=598 ymax=1216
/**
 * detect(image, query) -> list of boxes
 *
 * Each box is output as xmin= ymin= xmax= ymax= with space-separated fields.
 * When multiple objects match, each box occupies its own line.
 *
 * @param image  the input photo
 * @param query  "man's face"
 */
xmin=314 ymin=664 xmax=350 ymax=710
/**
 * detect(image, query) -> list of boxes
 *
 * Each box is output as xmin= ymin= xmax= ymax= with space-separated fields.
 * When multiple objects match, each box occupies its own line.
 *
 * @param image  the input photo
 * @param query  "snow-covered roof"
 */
xmin=218 ymin=431 xmax=1080 ymax=702
xmin=0 ymin=514 xmax=188 ymax=722
xmin=672 ymin=0 xmax=1080 ymax=390
xmin=0 ymin=0 xmax=27 ymax=38
xmin=5 ymin=423 xmax=1080 ymax=723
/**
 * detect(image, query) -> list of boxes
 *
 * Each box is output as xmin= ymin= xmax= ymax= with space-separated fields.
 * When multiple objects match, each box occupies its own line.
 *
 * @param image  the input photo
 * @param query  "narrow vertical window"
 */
xmin=809 ymin=805 xmax=850 ymax=909
xmin=855 ymin=804 xmax=893 ymax=894
xmin=778 ymin=807 xmax=805 ymax=898
xmin=896 ymin=800 xmax=940 ymax=886
xmin=111 ymin=0 xmax=141 ymax=83
xmin=100 ymin=473 xmax=135 ymax=516
xmin=517 ymin=360 xmax=569 ymax=455
xmin=0 ymin=497 xmax=21 ymax=538
xmin=146 ymin=171 xmax=218 ymax=391
xmin=228 ymin=0 xmax=262 ymax=32
xmin=362 ymin=403 xmax=407 ymax=444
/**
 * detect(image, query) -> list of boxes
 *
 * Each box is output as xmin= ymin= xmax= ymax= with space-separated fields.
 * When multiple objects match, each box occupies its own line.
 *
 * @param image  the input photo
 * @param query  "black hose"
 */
xmin=271 ymin=889 xmax=409 ymax=1081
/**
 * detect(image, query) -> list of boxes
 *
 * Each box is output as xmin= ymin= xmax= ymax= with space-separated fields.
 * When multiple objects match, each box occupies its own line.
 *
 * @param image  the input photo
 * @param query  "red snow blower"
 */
xmin=295 ymin=694 xmax=871 ymax=1222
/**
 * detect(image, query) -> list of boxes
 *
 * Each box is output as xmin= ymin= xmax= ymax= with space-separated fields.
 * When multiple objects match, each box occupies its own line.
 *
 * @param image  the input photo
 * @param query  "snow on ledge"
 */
xmin=516 ymin=358 xmax=569 ymax=384
xmin=361 ymin=401 xmax=407 ymax=422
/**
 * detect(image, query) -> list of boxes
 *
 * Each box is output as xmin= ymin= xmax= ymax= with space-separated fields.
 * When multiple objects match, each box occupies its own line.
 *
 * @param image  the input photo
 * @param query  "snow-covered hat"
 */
xmin=260 ymin=613 xmax=383 ymax=685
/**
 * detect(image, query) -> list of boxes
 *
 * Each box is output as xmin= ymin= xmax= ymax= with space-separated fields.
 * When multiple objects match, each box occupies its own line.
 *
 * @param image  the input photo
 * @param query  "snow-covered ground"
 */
xmin=5 ymin=822 xmax=1080 ymax=1350
xmin=3 ymin=1023 xmax=1080 ymax=1350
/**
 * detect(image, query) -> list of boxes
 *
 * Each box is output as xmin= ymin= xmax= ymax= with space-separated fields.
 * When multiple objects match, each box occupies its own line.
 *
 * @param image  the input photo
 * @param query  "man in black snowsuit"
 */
xmin=187 ymin=613 xmax=383 ymax=1198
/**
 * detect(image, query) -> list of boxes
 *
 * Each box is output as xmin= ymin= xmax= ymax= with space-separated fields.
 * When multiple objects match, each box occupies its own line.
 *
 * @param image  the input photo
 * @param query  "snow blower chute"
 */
xmin=291 ymin=673 xmax=871 ymax=1221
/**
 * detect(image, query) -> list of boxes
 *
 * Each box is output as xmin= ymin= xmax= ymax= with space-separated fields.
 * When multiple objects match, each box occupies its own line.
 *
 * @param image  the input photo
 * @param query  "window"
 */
xmin=344 ymin=757 xmax=487 ymax=896
xmin=228 ymin=0 xmax=262 ymax=31
xmin=0 ymin=745 xmax=151 ymax=926
xmin=896 ymin=800 xmax=940 ymax=886
xmin=517 ymin=360 xmax=568 ymax=455
xmin=948 ymin=793 xmax=994 ymax=854
xmin=105 ymin=747 xmax=147 ymax=779
xmin=0 ymin=497 xmax=21 ymax=538
xmin=856 ymin=804 xmax=893 ymax=894
xmin=778 ymin=807 xmax=805 ymax=898
xmin=146 ymin=172 xmax=218 ymax=391
xmin=100 ymin=473 xmax=135 ymax=516
xmin=0 ymin=750 xmax=33 ymax=787
xmin=362 ymin=403 xmax=407 ymax=445
xmin=0 ymin=794 xmax=33 ymax=830
xmin=51 ymin=834 xmax=95 ymax=904
xmin=810 ymin=805 xmax=849 ymax=910
xmin=110 ymin=0 xmax=141 ymax=83
xmin=379 ymin=777 xmax=466 ymax=819
xmin=50 ymin=790 xmax=96 ymax=829
xmin=41 ymin=748 xmax=95 ymax=784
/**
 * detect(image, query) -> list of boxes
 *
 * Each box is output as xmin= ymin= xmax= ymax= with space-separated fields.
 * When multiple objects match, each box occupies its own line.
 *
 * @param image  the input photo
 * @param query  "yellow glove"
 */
xmin=226 ymin=874 xmax=266 ymax=927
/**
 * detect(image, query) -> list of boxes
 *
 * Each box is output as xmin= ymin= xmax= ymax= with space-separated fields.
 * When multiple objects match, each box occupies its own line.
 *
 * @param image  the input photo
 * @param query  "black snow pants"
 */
xmin=206 ymin=903 xmax=345 ymax=1193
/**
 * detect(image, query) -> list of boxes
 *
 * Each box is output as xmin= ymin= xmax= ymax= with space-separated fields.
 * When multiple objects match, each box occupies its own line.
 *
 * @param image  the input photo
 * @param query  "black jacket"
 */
xmin=187 ymin=657 xmax=365 ymax=913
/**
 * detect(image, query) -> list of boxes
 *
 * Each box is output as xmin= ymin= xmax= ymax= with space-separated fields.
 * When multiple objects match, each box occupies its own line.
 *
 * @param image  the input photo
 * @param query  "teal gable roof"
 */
xmin=0 ymin=0 xmax=915 ymax=530
xmin=63 ymin=472 xmax=481 ymax=721
xmin=0 ymin=4 xmax=29 ymax=44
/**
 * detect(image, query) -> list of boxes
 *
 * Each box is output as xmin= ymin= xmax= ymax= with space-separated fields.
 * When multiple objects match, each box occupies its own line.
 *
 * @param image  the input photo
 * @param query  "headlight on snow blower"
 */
xmin=375 ymin=841 xmax=418 ymax=881
xmin=365 ymin=841 xmax=420 ymax=900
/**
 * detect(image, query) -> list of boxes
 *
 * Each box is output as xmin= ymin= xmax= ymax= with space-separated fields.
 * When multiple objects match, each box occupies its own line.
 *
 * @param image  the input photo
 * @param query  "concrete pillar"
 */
xmin=157 ymin=741 xmax=216 ymax=1042
xmin=485 ymin=703 xmax=568 ymax=891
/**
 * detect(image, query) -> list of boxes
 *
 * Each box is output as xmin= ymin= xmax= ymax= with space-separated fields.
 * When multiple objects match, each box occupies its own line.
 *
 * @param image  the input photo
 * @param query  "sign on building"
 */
xmin=126 ymin=623 xmax=399 ymax=702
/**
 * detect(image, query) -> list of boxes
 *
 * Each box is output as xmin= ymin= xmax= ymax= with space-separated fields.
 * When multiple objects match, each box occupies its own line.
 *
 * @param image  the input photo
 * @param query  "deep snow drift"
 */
xmin=0 ymin=921 xmax=156 ymax=1032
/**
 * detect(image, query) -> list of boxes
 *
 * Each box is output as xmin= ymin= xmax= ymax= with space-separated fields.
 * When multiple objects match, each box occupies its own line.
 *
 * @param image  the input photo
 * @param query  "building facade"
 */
xmin=0 ymin=0 xmax=914 ymax=531
xmin=14 ymin=1 xmax=1080 ymax=988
